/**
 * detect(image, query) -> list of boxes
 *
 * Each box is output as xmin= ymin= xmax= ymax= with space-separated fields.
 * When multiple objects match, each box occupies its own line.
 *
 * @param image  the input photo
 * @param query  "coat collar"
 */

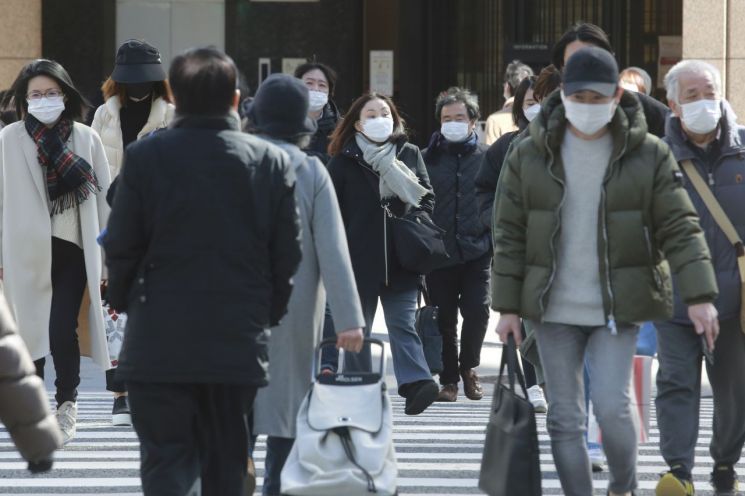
xmin=664 ymin=99 xmax=745 ymax=162
xmin=106 ymin=95 xmax=173 ymax=138
xmin=169 ymin=112 xmax=241 ymax=131
xmin=528 ymin=89 xmax=648 ymax=161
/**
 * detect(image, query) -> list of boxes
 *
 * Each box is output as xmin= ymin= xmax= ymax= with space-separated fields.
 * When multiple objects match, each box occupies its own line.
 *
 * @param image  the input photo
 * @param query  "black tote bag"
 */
xmin=414 ymin=283 xmax=443 ymax=374
xmin=387 ymin=208 xmax=450 ymax=275
xmin=478 ymin=335 xmax=541 ymax=496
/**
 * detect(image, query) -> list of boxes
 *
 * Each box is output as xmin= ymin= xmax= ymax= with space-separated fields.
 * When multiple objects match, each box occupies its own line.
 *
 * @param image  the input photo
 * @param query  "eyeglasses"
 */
xmin=26 ymin=89 xmax=64 ymax=100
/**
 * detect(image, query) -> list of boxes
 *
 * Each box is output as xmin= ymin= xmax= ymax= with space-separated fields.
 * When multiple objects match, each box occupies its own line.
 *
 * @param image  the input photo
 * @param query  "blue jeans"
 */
xmin=336 ymin=285 xmax=432 ymax=394
xmin=262 ymin=436 xmax=294 ymax=496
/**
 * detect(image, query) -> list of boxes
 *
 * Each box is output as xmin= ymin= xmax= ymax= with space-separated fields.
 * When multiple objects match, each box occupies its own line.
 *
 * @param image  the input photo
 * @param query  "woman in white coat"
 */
xmin=91 ymin=39 xmax=173 ymax=426
xmin=0 ymin=59 xmax=111 ymax=444
xmin=247 ymin=75 xmax=365 ymax=496
xmin=92 ymin=39 xmax=174 ymax=179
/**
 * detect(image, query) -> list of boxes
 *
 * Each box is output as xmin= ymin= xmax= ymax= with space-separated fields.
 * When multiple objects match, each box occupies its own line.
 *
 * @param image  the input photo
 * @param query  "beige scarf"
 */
xmin=355 ymin=134 xmax=428 ymax=207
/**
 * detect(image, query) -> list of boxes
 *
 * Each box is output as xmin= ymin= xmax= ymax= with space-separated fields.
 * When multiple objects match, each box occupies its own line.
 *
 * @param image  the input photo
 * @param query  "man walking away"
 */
xmin=655 ymin=59 xmax=745 ymax=496
xmin=104 ymin=47 xmax=302 ymax=496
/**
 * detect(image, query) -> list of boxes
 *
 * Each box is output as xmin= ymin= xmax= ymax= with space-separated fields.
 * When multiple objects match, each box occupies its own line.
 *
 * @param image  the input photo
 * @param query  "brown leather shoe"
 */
xmin=461 ymin=368 xmax=484 ymax=400
xmin=436 ymin=384 xmax=458 ymax=402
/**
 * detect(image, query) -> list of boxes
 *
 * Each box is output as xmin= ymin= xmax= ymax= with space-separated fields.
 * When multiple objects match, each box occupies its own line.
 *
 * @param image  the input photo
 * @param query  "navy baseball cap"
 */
xmin=563 ymin=46 xmax=619 ymax=97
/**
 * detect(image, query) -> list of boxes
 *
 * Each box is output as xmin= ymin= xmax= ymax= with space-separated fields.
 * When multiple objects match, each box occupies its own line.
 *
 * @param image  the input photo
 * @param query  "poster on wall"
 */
xmin=370 ymin=50 xmax=394 ymax=96
xmin=282 ymin=58 xmax=307 ymax=75
xmin=658 ymin=36 xmax=682 ymax=88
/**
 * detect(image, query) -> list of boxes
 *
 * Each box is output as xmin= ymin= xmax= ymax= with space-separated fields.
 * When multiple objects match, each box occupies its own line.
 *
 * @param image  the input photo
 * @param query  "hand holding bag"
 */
xmin=478 ymin=335 xmax=541 ymax=496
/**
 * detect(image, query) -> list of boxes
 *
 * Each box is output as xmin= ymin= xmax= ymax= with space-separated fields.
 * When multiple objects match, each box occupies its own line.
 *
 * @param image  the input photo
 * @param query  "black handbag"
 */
xmin=386 ymin=206 xmax=449 ymax=275
xmin=414 ymin=284 xmax=443 ymax=374
xmin=478 ymin=335 xmax=541 ymax=496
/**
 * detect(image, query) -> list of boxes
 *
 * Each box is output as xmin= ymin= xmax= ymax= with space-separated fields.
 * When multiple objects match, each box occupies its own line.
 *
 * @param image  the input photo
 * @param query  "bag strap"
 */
xmin=681 ymin=160 xmax=744 ymax=250
xmin=418 ymin=279 xmax=433 ymax=308
xmin=498 ymin=334 xmax=528 ymax=398
xmin=680 ymin=159 xmax=745 ymax=280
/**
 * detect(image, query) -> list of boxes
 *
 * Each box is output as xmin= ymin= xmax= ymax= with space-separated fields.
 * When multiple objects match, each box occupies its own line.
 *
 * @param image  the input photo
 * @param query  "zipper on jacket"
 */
xmin=538 ymin=136 xmax=565 ymax=318
xmin=600 ymin=140 xmax=628 ymax=335
xmin=454 ymin=154 xmax=464 ymax=261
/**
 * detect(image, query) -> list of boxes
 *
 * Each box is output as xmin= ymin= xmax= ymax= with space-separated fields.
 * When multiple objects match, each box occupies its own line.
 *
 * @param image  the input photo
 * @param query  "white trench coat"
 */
xmin=0 ymin=121 xmax=112 ymax=370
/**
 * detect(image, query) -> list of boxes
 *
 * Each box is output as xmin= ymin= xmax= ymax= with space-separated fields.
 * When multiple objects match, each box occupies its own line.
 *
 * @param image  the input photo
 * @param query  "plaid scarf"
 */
xmin=25 ymin=115 xmax=100 ymax=215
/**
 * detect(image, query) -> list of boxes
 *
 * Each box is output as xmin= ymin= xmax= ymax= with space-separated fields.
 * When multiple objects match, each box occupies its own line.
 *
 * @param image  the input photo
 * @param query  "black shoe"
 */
xmin=402 ymin=380 xmax=438 ymax=415
xmin=711 ymin=464 xmax=740 ymax=495
xmin=112 ymin=396 xmax=132 ymax=426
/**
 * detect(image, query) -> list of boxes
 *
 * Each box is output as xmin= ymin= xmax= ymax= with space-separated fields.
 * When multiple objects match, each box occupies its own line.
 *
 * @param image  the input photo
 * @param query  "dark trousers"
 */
xmin=127 ymin=381 xmax=257 ymax=496
xmin=655 ymin=318 xmax=745 ymax=475
xmin=106 ymin=369 xmax=127 ymax=393
xmin=425 ymin=254 xmax=490 ymax=385
xmin=262 ymin=436 xmax=295 ymax=496
xmin=34 ymin=237 xmax=86 ymax=407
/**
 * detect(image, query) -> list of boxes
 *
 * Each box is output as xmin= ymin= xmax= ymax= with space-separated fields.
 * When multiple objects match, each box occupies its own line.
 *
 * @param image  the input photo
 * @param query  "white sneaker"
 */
xmin=527 ymin=385 xmax=547 ymax=413
xmin=56 ymin=401 xmax=77 ymax=445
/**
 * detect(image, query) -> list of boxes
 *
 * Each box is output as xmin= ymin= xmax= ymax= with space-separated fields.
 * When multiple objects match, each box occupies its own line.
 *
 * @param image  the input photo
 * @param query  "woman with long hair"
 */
xmin=0 ymin=59 xmax=111 ymax=444
xmin=326 ymin=92 xmax=439 ymax=416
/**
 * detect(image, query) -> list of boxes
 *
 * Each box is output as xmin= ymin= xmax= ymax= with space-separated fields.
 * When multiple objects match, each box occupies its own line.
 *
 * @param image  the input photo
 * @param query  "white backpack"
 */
xmin=281 ymin=339 xmax=398 ymax=495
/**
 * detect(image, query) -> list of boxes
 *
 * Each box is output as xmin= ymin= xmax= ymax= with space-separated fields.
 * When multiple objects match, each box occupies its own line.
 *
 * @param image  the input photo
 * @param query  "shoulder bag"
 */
xmin=680 ymin=159 xmax=745 ymax=332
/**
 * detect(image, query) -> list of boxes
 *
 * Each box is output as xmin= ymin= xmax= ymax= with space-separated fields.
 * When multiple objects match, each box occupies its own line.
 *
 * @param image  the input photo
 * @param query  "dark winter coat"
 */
xmin=492 ymin=90 xmax=717 ymax=324
xmin=305 ymin=101 xmax=340 ymax=165
xmin=475 ymin=129 xmax=523 ymax=230
xmin=104 ymin=114 xmax=302 ymax=386
xmin=636 ymin=91 xmax=669 ymax=139
xmin=423 ymin=132 xmax=490 ymax=265
xmin=664 ymin=100 xmax=745 ymax=324
xmin=327 ymin=137 xmax=434 ymax=299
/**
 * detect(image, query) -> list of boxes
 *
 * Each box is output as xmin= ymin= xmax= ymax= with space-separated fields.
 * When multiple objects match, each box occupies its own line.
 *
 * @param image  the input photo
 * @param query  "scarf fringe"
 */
xmin=50 ymin=182 xmax=101 ymax=215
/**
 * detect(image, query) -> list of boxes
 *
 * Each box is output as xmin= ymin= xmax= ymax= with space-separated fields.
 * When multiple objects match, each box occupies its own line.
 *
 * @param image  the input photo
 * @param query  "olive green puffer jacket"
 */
xmin=491 ymin=90 xmax=718 ymax=324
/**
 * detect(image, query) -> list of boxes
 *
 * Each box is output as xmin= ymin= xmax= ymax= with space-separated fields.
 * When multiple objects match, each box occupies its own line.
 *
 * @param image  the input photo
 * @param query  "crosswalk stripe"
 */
xmin=0 ymin=393 xmax=736 ymax=495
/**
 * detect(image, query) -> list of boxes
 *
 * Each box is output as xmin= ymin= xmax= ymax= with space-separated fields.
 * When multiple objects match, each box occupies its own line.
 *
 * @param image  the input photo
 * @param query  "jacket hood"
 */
xmin=664 ymin=98 xmax=745 ymax=160
xmin=527 ymin=89 xmax=649 ymax=157
xmin=260 ymin=136 xmax=313 ymax=172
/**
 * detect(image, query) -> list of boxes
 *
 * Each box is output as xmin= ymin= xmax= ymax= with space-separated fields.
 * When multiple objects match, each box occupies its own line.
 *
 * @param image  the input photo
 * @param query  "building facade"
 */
xmin=0 ymin=0 xmax=739 ymax=145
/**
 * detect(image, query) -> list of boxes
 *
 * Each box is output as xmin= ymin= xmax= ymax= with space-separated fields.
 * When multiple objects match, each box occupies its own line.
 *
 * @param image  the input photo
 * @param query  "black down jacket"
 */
xmin=104 ymin=114 xmax=302 ymax=386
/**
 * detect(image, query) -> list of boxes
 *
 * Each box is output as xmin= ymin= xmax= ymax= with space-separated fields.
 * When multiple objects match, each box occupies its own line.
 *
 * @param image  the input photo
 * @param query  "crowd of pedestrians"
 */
xmin=0 ymin=19 xmax=743 ymax=496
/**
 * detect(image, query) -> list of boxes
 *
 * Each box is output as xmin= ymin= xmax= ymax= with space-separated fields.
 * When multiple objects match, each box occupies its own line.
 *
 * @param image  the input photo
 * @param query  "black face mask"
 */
xmin=126 ymin=82 xmax=154 ymax=100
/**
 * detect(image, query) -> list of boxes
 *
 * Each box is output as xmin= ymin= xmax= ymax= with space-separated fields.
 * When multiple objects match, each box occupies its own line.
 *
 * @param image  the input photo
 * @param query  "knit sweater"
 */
xmin=543 ymin=129 xmax=613 ymax=326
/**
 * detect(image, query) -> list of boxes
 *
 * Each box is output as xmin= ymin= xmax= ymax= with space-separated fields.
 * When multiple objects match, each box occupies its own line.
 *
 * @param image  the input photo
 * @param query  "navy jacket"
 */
xmin=423 ymin=132 xmax=490 ymax=265
xmin=664 ymin=100 xmax=745 ymax=324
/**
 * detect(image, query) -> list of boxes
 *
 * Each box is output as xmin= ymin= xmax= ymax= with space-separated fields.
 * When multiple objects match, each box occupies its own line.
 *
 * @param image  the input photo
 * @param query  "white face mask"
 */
xmin=308 ymin=90 xmax=328 ymax=112
xmin=27 ymin=96 xmax=65 ymax=125
xmin=362 ymin=116 xmax=394 ymax=142
xmin=561 ymin=91 xmax=616 ymax=135
xmin=524 ymin=104 xmax=541 ymax=122
xmin=680 ymin=98 xmax=721 ymax=134
xmin=440 ymin=121 xmax=470 ymax=142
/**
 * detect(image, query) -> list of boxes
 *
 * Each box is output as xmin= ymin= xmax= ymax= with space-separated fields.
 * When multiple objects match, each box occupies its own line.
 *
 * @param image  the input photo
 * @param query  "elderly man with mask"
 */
xmin=654 ymin=60 xmax=745 ymax=496
xmin=492 ymin=46 xmax=718 ymax=496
